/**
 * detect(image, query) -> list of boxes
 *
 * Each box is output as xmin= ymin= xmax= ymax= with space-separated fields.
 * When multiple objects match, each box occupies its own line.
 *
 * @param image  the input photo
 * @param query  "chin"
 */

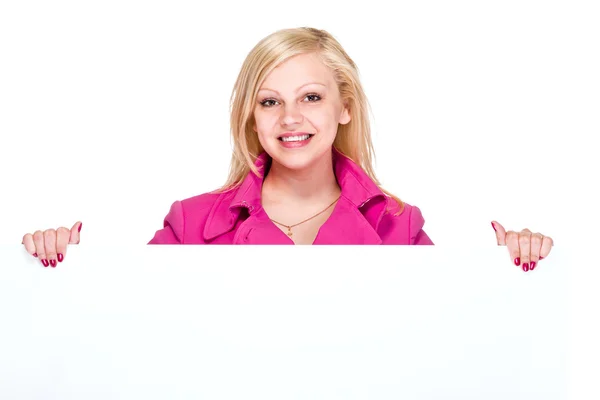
xmin=267 ymin=145 xmax=333 ymax=172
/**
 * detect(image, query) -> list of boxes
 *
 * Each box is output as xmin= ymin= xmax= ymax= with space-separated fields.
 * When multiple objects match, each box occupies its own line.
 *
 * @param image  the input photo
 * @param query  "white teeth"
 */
xmin=280 ymin=134 xmax=311 ymax=142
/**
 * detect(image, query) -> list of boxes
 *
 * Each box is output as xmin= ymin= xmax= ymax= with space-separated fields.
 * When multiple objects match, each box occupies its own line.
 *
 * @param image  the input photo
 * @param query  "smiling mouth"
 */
xmin=278 ymin=134 xmax=314 ymax=142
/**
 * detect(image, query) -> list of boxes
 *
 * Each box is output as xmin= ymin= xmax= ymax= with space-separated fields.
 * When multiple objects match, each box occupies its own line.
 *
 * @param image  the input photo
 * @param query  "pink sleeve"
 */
xmin=409 ymin=205 xmax=434 ymax=245
xmin=148 ymin=201 xmax=185 ymax=244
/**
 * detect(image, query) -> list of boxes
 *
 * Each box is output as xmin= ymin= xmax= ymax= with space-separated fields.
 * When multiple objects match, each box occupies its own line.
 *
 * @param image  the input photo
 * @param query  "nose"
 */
xmin=280 ymin=103 xmax=303 ymax=127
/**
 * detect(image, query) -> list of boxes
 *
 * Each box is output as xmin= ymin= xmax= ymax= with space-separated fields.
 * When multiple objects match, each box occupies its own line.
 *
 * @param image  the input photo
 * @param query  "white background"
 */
xmin=0 ymin=0 xmax=598 ymax=398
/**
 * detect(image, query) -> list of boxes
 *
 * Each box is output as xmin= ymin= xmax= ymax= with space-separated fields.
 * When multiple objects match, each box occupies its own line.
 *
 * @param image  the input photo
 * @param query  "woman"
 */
xmin=20 ymin=27 xmax=553 ymax=270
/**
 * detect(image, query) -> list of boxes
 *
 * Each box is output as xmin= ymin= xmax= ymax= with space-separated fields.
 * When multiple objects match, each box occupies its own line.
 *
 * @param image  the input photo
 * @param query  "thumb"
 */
xmin=491 ymin=220 xmax=506 ymax=245
xmin=69 ymin=221 xmax=83 ymax=244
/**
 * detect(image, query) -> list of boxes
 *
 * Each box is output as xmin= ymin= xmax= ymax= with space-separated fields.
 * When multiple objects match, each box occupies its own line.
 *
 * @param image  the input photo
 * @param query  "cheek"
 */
xmin=254 ymin=112 xmax=277 ymax=134
xmin=253 ymin=112 xmax=278 ymax=150
xmin=306 ymin=107 xmax=339 ymax=132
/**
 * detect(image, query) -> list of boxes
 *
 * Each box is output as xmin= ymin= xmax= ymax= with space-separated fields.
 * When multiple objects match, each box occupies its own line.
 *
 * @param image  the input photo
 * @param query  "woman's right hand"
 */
xmin=22 ymin=222 xmax=83 ymax=267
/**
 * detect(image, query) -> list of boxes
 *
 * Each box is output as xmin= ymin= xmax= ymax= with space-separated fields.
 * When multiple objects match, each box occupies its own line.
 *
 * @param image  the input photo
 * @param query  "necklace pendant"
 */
xmin=287 ymin=227 xmax=293 ymax=237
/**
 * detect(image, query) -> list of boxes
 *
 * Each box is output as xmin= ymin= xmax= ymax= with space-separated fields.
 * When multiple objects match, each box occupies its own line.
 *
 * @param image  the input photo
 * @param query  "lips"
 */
xmin=277 ymin=132 xmax=315 ymax=148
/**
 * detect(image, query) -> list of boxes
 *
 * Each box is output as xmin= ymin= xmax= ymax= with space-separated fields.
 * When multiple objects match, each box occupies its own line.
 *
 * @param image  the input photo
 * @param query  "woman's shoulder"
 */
xmin=148 ymin=188 xmax=235 ymax=244
xmin=174 ymin=187 xmax=241 ymax=222
xmin=178 ymin=189 xmax=231 ymax=212
xmin=377 ymin=198 xmax=434 ymax=245
xmin=379 ymin=198 xmax=425 ymax=226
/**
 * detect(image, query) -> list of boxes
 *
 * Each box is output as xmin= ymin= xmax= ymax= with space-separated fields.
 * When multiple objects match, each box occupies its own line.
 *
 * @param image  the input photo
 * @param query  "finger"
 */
xmin=519 ymin=229 xmax=532 ymax=272
xmin=43 ymin=229 xmax=58 ymax=268
xmin=22 ymin=233 xmax=38 ymax=257
xmin=505 ymin=230 xmax=521 ymax=267
xmin=540 ymin=236 xmax=554 ymax=259
xmin=56 ymin=227 xmax=70 ymax=263
xmin=33 ymin=230 xmax=49 ymax=267
xmin=491 ymin=221 xmax=506 ymax=245
xmin=529 ymin=233 xmax=543 ymax=271
xmin=69 ymin=221 xmax=82 ymax=244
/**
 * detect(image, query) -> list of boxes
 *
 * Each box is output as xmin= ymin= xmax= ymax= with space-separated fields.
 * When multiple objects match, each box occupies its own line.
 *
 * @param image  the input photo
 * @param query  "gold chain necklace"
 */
xmin=269 ymin=195 xmax=341 ymax=238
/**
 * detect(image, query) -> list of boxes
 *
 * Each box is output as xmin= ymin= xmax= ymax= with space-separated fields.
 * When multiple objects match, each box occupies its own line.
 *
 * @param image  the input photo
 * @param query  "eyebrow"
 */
xmin=258 ymin=82 xmax=327 ymax=94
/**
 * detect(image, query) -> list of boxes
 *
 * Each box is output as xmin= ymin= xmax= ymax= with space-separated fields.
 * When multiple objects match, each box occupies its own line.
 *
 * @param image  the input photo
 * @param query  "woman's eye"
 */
xmin=260 ymin=99 xmax=278 ymax=107
xmin=260 ymin=94 xmax=321 ymax=108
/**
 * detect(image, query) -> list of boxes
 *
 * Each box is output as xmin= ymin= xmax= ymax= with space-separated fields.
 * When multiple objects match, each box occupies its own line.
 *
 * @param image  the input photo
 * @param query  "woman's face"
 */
xmin=253 ymin=52 xmax=351 ymax=171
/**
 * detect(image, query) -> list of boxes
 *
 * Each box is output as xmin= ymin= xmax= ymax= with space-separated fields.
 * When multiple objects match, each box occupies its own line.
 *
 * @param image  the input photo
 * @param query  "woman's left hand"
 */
xmin=491 ymin=221 xmax=554 ymax=272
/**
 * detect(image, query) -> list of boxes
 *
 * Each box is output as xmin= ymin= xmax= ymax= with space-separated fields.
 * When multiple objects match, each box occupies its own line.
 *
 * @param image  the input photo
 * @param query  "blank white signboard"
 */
xmin=0 ymin=246 xmax=566 ymax=399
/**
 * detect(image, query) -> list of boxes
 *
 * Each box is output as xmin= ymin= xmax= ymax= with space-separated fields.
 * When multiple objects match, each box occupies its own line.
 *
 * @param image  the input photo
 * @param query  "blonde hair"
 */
xmin=219 ymin=27 xmax=404 ymax=215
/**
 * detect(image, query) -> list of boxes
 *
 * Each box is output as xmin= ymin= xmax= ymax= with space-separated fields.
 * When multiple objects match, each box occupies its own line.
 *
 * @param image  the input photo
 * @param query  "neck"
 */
xmin=262 ymin=149 xmax=340 ymax=203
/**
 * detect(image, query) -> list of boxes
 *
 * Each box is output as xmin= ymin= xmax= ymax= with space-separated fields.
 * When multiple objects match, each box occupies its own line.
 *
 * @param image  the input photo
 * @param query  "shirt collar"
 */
xmin=203 ymin=148 xmax=387 ymax=241
xmin=230 ymin=147 xmax=385 ymax=210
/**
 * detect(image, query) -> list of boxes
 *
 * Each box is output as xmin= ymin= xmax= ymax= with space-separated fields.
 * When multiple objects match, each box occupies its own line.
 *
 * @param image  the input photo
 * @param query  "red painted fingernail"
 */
xmin=33 ymin=253 xmax=38 ymax=257
xmin=42 ymin=259 xmax=49 ymax=267
xmin=539 ymin=256 xmax=544 ymax=260
xmin=50 ymin=260 xmax=57 ymax=268
xmin=78 ymin=223 xmax=82 ymax=233
xmin=57 ymin=253 xmax=64 ymax=262
xmin=491 ymin=222 xmax=496 ymax=231
xmin=522 ymin=263 xmax=529 ymax=272
xmin=530 ymin=261 xmax=536 ymax=270
xmin=514 ymin=257 xmax=520 ymax=266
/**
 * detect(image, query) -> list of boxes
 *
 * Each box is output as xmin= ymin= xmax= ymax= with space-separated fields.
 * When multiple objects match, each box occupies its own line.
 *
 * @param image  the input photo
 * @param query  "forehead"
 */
xmin=260 ymin=52 xmax=335 ymax=90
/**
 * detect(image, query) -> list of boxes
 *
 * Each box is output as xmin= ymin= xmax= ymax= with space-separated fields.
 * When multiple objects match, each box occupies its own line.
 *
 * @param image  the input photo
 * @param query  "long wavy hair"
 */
xmin=218 ymin=27 xmax=404 ymax=215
